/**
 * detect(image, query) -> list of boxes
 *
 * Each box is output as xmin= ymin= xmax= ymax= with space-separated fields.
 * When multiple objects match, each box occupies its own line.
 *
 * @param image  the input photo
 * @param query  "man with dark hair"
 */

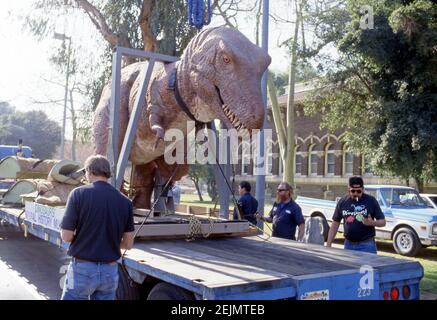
xmin=233 ymin=181 xmax=258 ymax=225
xmin=326 ymin=176 xmax=386 ymax=254
xmin=60 ymin=155 xmax=135 ymax=300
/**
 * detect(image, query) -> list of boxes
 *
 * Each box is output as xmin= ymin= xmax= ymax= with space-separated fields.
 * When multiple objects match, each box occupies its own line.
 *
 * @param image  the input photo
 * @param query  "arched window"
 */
xmin=295 ymin=147 xmax=302 ymax=176
xmin=325 ymin=144 xmax=335 ymax=175
xmin=308 ymin=144 xmax=318 ymax=175
xmin=343 ymin=146 xmax=353 ymax=176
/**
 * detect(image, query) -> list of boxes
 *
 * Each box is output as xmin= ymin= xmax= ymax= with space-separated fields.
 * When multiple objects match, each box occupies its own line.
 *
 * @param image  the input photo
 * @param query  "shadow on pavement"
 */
xmin=0 ymin=224 xmax=68 ymax=300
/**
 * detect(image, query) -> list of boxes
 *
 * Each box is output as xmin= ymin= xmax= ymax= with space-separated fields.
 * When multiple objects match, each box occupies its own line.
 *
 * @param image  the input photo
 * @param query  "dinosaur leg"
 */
xmin=154 ymin=155 xmax=189 ymax=183
xmin=132 ymin=162 xmax=157 ymax=209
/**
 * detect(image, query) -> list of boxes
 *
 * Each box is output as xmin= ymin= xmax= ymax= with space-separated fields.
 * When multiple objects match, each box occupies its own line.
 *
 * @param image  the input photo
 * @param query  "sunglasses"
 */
xmin=350 ymin=189 xmax=362 ymax=194
xmin=277 ymin=189 xmax=288 ymax=192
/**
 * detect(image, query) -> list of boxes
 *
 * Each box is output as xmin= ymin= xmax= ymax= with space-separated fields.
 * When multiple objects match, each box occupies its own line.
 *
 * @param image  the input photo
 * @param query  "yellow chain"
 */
xmin=186 ymin=214 xmax=215 ymax=241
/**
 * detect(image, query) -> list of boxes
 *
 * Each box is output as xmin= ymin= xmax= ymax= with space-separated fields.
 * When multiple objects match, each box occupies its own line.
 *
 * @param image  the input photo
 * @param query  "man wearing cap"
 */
xmin=326 ymin=176 xmax=386 ymax=254
xmin=60 ymin=155 xmax=135 ymax=300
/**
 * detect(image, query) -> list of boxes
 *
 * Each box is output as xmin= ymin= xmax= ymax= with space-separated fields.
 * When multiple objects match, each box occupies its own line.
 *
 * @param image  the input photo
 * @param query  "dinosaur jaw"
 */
xmin=215 ymin=86 xmax=250 ymax=135
xmin=222 ymin=104 xmax=248 ymax=132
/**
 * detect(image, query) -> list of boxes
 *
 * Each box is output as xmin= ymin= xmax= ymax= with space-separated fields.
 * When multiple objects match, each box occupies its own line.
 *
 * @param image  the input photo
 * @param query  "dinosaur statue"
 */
xmin=92 ymin=26 xmax=271 ymax=208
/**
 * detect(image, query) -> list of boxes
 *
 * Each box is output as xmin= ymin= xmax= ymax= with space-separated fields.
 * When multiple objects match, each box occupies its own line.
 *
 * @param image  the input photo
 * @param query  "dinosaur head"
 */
xmin=181 ymin=27 xmax=271 ymax=133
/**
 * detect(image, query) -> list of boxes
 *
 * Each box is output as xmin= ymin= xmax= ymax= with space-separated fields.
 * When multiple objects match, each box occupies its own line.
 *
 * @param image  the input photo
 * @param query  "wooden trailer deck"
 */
xmin=0 ymin=206 xmax=424 ymax=300
xmin=123 ymin=236 xmax=423 ymax=299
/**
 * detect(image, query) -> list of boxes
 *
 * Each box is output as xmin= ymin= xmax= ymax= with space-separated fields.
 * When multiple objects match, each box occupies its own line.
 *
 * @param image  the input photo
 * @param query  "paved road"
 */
xmin=0 ymin=224 xmax=66 ymax=300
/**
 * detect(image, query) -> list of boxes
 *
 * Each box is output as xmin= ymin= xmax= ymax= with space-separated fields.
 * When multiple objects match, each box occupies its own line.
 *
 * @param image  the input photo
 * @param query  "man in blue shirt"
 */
xmin=233 ymin=181 xmax=258 ymax=225
xmin=326 ymin=176 xmax=386 ymax=254
xmin=257 ymin=182 xmax=305 ymax=241
xmin=60 ymin=155 xmax=135 ymax=300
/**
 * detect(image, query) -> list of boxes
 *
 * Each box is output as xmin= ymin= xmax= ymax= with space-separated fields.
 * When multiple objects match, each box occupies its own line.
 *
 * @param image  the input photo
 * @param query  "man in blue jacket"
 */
xmin=233 ymin=181 xmax=258 ymax=225
xmin=257 ymin=182 xmax=305 ymax=241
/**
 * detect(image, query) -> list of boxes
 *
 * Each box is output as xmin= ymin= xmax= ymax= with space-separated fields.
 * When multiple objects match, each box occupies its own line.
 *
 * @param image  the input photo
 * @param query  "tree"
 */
xmin=188 ymin=162 xmax=219 ymax=202
xmin=0 ymin=102 xmax=61 ymax=158
xmin=304 ymin=0 xmax=437 ymax=190
xmin=271 ymin=63 xmax=318 ymax=95
xmin=24 ymin=0 xmax=254 ymax=144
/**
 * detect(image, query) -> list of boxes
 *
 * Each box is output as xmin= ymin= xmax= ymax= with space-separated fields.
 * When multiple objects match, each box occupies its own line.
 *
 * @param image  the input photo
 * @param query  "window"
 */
xmin=343 ymin=148 xmax=353 ymax=175
xmin=366 ymin=189 xmax=384 ymax=207
xmin=325 ymin=144 xmax=335 ymax=175
xmin=295 ymin=147 xmax=302 ymax=175
xmin=309 ymin=145 xmax=318 ymax=175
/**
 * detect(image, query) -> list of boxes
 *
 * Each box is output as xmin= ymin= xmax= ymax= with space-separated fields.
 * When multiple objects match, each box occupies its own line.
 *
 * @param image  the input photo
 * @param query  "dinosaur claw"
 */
xmin=152 ymin=125 xmax=164 ymax=150
xmin=153 ymin=136 xmax=163 ymax=150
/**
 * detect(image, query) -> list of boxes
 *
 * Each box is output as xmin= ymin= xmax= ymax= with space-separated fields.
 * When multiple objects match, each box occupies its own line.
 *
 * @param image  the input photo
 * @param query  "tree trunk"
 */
xmin=69 ymin=89 xmax=77 ymax=161
xmin=267 ymin=73 xmax=286 ymax=168
xmin=414 ymin=176 xmax=424 ymax=193
xmin=193 ymin=179 xmax=203 ymax=202
xmin=284 ymin=0 xmax=301 ymax=187
xmin=139 ymin=0 xmax=158 ymax=52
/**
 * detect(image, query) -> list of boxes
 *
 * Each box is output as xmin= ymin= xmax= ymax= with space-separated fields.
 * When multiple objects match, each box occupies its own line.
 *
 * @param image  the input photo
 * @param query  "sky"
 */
xmin=0 ymin=1 xmax=295 ymax=140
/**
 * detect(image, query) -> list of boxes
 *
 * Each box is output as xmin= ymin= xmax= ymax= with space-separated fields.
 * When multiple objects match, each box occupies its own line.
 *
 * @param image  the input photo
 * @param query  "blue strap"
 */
xmin=187 ymin=0 xmax=212 ymax=29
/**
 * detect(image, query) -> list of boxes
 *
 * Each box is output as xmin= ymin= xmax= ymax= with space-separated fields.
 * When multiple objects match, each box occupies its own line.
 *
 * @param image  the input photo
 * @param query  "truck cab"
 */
xmin=364 ymin=185 xmax=437 ymax=256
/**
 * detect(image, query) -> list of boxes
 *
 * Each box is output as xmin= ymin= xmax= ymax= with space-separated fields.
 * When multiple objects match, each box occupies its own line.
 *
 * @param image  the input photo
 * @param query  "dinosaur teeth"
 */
xmin=222 ymin=105 xmax=248 ymax=134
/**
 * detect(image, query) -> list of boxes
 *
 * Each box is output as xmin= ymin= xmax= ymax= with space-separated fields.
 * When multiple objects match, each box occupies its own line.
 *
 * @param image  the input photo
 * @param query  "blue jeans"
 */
xmin=61 ymin=259 xmax=119 ymax=300
xmin=344 ymin=239 xmax=377 ymax=254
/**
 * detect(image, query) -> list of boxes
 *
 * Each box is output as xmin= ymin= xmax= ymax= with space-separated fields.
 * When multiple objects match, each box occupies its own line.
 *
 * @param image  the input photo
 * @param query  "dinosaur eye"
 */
xmin=223 ymin=55 xmax=231 ymax=64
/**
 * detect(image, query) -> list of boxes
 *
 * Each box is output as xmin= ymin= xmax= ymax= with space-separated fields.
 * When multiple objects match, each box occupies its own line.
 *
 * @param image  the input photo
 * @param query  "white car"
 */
xmin=420 ymin=194 xmax=437 ymax=209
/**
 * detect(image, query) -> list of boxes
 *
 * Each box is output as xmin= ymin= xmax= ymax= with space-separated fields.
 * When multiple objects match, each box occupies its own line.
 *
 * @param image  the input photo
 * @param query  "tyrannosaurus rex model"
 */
xmin=92 ymin=26 xmax=271 ymax=209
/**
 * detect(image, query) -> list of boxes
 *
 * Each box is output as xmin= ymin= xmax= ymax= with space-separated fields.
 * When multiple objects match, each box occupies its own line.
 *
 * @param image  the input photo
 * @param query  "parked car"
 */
xmin=296 ymin=185 xmax=437 ymax=257
xmin=420 ymin=194 xmax=437 ymax=210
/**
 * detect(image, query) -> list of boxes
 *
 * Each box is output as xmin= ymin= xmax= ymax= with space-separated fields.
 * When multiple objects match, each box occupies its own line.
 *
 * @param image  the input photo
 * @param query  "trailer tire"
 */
xmin=393 ymin=227 xmax=422 ymax=257
xmin=312 ymin=215 xmax=330 ymax=242
xmin=116 ymin=265 xmax=141 ymax=300
xmin=147 ymin=282 xmax=194 ymax=300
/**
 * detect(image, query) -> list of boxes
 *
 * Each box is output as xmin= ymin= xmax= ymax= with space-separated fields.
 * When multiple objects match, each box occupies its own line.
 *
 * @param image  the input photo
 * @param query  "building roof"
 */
xmin=268 ymin=79 xmax=317 ymax=109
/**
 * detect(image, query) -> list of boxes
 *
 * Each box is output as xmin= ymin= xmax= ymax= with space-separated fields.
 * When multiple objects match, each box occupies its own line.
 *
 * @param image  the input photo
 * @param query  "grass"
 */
xmin=180 ymin=194 xmax=437 ymax=295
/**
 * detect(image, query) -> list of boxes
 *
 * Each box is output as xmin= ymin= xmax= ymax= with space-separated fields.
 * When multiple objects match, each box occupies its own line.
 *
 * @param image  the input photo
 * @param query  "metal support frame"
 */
xmin=107 ymin=47 xmax=178 ymax=188
xmin=255 ymin=0 xmax=269 ymax=229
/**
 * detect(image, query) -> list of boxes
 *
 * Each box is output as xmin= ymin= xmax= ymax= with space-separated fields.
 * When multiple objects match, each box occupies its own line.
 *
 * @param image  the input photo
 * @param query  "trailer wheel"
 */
xmin=116 ymin=265 xmax=141 ymax=300
xmin=147 ymin=282 xmax=194 ymax=300
xmin=312 ymin=215 xmax=330 ymax=242
xmin=393 ymin=227 xmax=421 ymax=257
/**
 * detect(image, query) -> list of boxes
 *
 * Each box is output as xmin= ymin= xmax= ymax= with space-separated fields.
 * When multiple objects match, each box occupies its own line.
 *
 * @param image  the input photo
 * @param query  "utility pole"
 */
xmin=54 ymin=32 xmax=71 ymax=160
xmin=255 ymin=0 xmax=269 ymax=229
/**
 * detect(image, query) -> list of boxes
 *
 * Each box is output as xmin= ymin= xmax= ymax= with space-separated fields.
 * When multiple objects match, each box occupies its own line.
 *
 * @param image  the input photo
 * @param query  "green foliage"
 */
xmin=304 ymin=0 xmax=437 ymax=187
xmin=188 ymin=163 xmax=218 ymax=202
xmin=271 ymin=63 xmax=319 ymax=95
xmin=0 ymin=102 xmax=61 ymax=158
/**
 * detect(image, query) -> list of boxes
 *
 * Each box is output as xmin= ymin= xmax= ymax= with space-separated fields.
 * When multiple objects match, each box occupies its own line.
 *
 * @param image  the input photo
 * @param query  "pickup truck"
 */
xmin=420 ymin=194 xmax=437 ymax=210
xmin=296 ymin=185 xmax=437 ymax=257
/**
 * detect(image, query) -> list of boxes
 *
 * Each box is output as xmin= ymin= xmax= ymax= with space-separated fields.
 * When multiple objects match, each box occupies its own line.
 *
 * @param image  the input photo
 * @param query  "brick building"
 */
xmin=233 ymin=81 xmax=437 ymax=201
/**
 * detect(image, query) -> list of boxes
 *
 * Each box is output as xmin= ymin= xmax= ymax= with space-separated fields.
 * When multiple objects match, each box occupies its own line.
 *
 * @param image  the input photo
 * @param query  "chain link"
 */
xmin=186 ymin=214 xmax=215 ymax=241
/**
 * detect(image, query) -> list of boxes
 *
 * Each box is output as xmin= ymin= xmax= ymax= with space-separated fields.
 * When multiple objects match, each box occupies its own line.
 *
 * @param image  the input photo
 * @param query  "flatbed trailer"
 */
xmin=0 ymin=205 xmax=424 ymax=300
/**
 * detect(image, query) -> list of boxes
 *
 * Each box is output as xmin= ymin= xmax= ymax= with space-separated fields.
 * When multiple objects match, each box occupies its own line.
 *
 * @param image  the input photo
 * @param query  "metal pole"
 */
xmin=60 ymin=37 xmax=71 ymax=160
xmin=255 ymin=0 xmax=269 ymax=229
